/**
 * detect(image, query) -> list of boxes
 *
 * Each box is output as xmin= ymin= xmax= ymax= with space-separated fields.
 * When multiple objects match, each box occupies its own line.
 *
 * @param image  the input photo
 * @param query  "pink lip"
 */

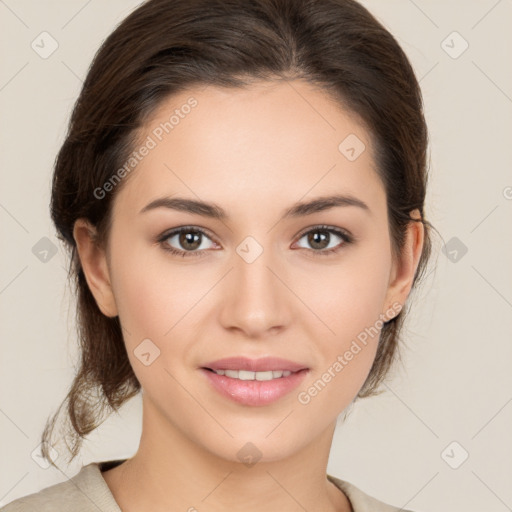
xmin=199 ymin=357 xmax=310 ymax=407
xmin=200 ymin=368 xmax=309 ymax=406
xmin=202 ymin=356 xmax=308 ymax=373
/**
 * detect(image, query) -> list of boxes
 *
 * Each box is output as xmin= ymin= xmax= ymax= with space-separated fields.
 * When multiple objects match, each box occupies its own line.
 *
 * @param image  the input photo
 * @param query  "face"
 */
xmin=78 ymin=79 xmax=418 ymax=464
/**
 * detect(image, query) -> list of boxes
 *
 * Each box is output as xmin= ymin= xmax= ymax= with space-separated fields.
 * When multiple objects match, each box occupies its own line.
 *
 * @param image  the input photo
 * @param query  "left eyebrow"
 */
xmin=283 ymin=194 xmax=371 ymax=218
xmin=139 ymin=193 xmax=371 ymax=220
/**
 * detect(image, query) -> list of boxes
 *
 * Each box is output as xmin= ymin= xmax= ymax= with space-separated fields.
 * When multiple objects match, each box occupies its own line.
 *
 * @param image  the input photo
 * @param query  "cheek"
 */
xmin=294 ymin=238 xmax=392 ymax=405
xmin=299 ymin=243 xmax=392 ymax=345
xmin=294 ymin=289 xmax=388 ymax=425
xmin=109 ymin=240 xmax=217 ymax=349
xmin=108 ymin=245 xmax=204 ymax=392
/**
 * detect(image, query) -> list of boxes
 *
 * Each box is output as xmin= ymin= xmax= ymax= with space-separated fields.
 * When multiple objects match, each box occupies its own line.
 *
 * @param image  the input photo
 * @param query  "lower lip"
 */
xmin=200 ymin=368 xmax=309 ymax=406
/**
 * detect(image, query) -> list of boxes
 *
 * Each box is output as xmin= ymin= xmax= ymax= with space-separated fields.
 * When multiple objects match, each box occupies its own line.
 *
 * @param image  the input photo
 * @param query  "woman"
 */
xmin=1 ymin=0 xmax=433 ymax=510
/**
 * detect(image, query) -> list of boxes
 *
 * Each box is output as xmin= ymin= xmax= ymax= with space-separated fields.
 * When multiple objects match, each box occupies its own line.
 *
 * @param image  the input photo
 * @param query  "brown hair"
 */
xmin=43 ymin=0 xmax=435 ymax=465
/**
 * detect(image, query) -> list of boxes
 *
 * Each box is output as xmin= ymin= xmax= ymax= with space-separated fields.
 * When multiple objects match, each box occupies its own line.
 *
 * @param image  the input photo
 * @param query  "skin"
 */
xmin=73 ymin=79 xmax=424 ymax=512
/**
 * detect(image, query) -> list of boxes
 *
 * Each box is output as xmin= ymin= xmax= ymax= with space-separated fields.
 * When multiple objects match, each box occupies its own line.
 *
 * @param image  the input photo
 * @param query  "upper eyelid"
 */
xmin=295 ymin=224 xmax=352 ymax=239
xmin=159 ymin=225 xmax=217 ymax=243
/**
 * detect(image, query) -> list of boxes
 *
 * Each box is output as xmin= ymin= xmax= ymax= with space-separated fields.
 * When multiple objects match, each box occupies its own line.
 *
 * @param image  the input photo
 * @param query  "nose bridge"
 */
xmin=219 ymin=235 xmax=289 ymax=336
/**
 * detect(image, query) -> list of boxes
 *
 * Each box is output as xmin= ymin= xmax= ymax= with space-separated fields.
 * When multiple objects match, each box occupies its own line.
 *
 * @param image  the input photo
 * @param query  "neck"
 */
xmin=102 ymin=396 xmax=352 ymax=512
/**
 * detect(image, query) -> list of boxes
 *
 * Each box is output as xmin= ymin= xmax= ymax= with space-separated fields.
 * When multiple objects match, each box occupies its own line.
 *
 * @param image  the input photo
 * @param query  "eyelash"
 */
xmin=156 ymin=224 xmax=354 ymax=259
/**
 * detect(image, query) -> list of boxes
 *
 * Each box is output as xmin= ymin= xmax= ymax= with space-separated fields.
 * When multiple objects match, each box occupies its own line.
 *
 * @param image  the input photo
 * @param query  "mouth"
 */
xmin=199 ymin=356 xmax=310 ymax=406
xmin=202 ymin=368 xmax=296 ymax=380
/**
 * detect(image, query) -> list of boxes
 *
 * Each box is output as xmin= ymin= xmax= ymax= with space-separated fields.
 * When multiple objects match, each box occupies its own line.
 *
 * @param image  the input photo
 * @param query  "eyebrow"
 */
xmin=139 ymin=194 xmax=371 ymax=219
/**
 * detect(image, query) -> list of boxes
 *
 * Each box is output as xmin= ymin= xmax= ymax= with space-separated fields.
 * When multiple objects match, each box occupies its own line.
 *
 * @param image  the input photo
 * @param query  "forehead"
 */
xmin=113 ymin=79 xmax=385 ymax=220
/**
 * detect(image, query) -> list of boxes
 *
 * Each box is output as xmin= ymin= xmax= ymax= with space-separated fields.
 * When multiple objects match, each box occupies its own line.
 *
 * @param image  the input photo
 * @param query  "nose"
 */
xmin=218 ymin=245 xmax=291 ymax=339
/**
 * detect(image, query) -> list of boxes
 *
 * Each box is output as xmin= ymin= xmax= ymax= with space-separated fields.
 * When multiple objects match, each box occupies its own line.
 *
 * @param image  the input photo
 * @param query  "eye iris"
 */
xmin=308 ymin=230 xmax=329 ymax=250
xmin=179 ymin=231 xmax=202 ymax=250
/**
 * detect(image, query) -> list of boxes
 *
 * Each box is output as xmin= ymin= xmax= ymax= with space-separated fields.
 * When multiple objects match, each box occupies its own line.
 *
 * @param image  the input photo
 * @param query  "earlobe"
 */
xmin=383 ymin=209 xmax=425 ymax=316
xmin=73 ymin=218 xmax=118 ymax=318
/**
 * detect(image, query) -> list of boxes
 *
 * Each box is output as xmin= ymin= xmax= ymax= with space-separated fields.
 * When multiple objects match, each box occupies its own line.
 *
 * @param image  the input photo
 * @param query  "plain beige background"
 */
xmin=1 ymin=1 xmax=511 ymax=510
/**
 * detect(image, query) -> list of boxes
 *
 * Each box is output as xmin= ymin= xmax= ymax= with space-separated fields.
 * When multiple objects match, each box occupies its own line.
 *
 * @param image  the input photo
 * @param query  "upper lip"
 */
xmin=202 ymin=356 xmax=308 ymax=373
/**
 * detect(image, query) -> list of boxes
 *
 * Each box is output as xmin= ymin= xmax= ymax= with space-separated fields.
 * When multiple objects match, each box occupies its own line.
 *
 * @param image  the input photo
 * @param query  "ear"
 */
xmin=383 ymin=209 xmax=425 ymax=318
xmin=73 ymin=218 xmax=118 ymax=318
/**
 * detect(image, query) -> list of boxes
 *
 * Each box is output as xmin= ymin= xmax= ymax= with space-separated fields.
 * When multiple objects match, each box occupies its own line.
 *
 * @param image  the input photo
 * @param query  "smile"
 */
xmin=208 ymin=369 xmax=293 ymax=380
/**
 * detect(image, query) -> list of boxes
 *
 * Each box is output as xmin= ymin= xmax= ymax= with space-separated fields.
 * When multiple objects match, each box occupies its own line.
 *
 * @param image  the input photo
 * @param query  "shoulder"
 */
xmin=0 ymin=461 xmax=123 ymax=512
xmin=0 ymin=477 xmax=85 ymax=512
xmin=327 ymin=474 xmax=417 ymax=512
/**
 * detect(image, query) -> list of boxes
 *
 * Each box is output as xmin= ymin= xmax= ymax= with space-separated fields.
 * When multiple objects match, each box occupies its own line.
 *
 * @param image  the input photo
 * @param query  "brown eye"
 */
xmin=158 ymin=226 xmax=217 ymax=257
xmin=294 ymin=226 xmax=353 ymax=256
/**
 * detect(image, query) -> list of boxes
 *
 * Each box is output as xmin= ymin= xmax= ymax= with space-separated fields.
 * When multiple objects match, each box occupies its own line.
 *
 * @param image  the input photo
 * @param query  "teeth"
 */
xmin=213 ymin=369 xmax=293 ymax=380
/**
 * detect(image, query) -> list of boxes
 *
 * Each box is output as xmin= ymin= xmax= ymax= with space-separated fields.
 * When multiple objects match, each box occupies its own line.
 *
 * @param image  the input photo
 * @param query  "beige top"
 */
xmin=1 ymin=460 xmax=415 ymax=511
